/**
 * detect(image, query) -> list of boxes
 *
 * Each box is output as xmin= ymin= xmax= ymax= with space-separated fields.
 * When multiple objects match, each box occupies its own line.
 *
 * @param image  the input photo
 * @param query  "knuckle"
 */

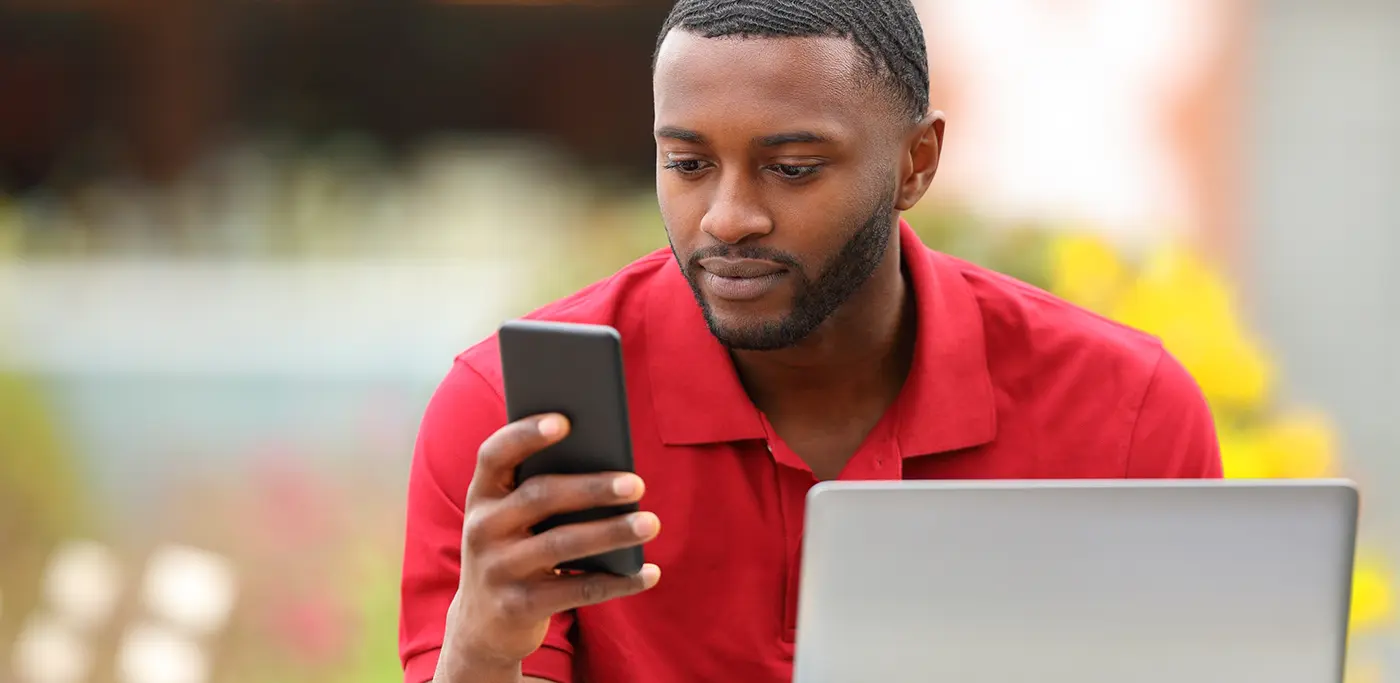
xmin=539 ymin=528 xmax=575 ymax=563
xmin=477 ymin=427 xmax=512 ymax=461
xmin=513 ymin=476 xmax=548 ymax=508
xmin=462 ymin=508 xmax=493 ymax=552
xmin=576 ymin=577 xmax=609 ymax=605
xmin=478 ymin=422 xmax=533 ymax=464
xmin=474 ymin=441 xmax=502 ymax=473
xmin=495 ymin=583 xmax=537 ymax=619
xmin=479 ymin=554 xmax=513 ymax=585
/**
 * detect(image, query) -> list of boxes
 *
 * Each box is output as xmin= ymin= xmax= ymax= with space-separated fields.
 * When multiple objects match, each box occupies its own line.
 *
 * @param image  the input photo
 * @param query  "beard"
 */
xmin=669 ymin=185 xmax=898 ymax=351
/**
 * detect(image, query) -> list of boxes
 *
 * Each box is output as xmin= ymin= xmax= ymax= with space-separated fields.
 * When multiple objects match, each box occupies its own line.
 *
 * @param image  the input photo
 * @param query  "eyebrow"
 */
xmin=655 ymin=127 xmax=835 ymax=148
xmin=656 ymin=126 xmax=706 ymax=144
xmin=755 ymin=131 xmax=831 ymax=147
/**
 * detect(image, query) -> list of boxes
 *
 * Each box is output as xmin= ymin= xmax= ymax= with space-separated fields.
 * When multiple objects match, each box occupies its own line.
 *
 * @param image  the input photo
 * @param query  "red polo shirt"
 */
xmin=399 ymin=220 xmax=1222 ymax=683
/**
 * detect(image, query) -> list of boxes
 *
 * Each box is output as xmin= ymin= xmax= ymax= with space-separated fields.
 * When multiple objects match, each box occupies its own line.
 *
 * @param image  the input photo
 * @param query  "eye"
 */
xmin=770 ymin=163 xmax=822 ymax=180
xmin=663 ymin=159 xmax=710 ymax=175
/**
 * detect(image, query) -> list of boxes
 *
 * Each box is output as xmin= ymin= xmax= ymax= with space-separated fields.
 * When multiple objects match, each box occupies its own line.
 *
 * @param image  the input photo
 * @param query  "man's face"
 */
xmin=652 ymin=31 xmax=910 ymax=351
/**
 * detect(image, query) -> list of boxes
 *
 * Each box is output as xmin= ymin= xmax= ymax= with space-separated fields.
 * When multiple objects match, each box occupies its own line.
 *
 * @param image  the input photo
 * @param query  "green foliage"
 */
xmin=901 ymin=203 xmax=1058 ymax=289
xmin=0 ymin=371 xmax=88 ymax=644
xmin=337 ymin=543 xmax=410 ymax=683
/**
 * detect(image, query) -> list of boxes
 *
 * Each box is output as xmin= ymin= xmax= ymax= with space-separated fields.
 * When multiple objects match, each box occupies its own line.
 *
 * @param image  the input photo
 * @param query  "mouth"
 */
xmin=698 ymin=257 xmax=786 ymax=279
xmin=696 ymin=257 xmax=788 ymax=302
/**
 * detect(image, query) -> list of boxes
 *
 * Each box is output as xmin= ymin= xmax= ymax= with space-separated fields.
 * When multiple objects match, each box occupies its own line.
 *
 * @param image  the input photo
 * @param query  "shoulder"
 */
xmin=936 ymin=252 xmax=1219 ymax=477
xmin=941 ymin=252 xmax=1166 ymax=383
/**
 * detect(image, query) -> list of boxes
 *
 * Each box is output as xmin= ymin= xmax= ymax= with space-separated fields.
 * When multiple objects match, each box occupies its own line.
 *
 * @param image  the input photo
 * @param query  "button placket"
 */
xmin=758 ymin=417 xmax=808 ymax=644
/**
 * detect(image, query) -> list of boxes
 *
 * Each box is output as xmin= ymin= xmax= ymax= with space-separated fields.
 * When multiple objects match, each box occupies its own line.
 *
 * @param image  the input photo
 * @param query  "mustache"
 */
xmin=687 ymin=243 xmax=803 ymax=271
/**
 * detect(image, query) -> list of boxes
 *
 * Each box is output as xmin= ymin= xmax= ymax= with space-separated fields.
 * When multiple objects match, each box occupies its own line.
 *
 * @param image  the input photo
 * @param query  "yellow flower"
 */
xmin=1048 ymin=233 xmax=1127 ymax=313
xmin=1044 ymin=230 xmax=1393 ymax=655
xmin=1351 ymin=559 xmax=1393 ymax=632
xmin=1222 ymin=411 xmax=1336 ymax=480
xmin=1218 ymin=427 xmax=1272 ymax=479
xmin=1191 ymin=329 xmax=1272 ymax=412
xmin=1255 ymin=411 xmax=1338 ymax=479
xmin=1108 ymin=244 xmax=1272 ymax=411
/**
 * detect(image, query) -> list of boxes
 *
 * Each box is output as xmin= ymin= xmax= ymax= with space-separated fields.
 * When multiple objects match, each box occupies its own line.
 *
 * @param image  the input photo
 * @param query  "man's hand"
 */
xmin=437 ymin=413 xmax=661 ymax=681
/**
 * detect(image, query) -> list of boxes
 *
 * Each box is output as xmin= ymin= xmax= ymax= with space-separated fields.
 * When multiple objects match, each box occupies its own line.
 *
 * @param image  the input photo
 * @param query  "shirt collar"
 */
xmin=646 ymin=218 xmax=997 ymax=455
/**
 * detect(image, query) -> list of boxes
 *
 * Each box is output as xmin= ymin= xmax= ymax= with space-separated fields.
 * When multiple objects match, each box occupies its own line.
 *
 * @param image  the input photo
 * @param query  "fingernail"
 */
xmin=613 ymin=474 xmax=642 ymax=498
xmin=538 ymin=414 xmax=567 ymax=438
xmin=639 ymin=563 xmax=661 ymax=588
xmin=630 ymin=512 xmax=660 ymax=538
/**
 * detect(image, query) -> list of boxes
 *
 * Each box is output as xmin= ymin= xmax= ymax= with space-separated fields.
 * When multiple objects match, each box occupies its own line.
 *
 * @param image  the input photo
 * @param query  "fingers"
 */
xmin=485 ymin=511 xmax=660 ymax=581
xmin=463 ymin=461 xmax=644 ymax=555
xmin=540 ymin=563 xmax=662 ymax=610
xmin=493 ymin=564 xmax=663 ymax=623
xmin=467 ymin=413 xmax=571 ymax=502
xmin=462 ymin=474 xmax=645 ymax=558
xmin=493 ymin=471 xmax=645 ymax=533
xmin=454 ymin=414 xmax=663 ymax=655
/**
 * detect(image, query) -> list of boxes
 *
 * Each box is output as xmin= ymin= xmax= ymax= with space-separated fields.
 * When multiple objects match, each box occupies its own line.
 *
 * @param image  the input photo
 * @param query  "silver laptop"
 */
xmin=793 ymin=479 xmax=1359 ymax=683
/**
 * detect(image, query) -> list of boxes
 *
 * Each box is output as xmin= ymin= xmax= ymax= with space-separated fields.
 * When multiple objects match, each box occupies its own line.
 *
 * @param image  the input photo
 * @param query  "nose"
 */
xmin=699 ymin=171 xmax=773 ymax=245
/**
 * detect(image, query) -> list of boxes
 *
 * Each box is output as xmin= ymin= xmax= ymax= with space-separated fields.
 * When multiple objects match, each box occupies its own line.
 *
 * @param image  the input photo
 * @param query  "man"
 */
xmin=399 ymin=0 xmax=1223 ymax=681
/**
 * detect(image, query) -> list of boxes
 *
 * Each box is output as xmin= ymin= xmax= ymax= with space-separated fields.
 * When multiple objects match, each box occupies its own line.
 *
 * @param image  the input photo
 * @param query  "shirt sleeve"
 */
xmin=1124 ymin=348 xmax=1225 ymax=478
xmin=400 ymin=359 xmax=578 ymax=683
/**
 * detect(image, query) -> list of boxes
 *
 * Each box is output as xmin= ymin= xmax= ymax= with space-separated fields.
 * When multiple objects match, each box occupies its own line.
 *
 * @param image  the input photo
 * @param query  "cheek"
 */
xmin=656 ymin=181 xmax=706 ymax=243
xmin=770 ymin=190 xmax=864 ymax=261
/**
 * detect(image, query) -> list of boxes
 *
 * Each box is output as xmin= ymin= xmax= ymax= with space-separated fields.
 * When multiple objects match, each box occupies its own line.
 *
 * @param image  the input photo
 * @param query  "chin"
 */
xmin=703 ymin=311 xmax=804 ymax=352
xmin=703 ymin=299 xmax=781 ymax=330
xmin=703 ymin=292 xmax=774 ymax=313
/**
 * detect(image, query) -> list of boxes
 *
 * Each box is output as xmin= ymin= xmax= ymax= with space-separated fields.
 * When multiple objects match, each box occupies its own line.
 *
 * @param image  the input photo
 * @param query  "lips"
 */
xmin=698 ymin=257 xmax=786 ymax=278
xmin=696 ymin=257 xmax=788 ymax=302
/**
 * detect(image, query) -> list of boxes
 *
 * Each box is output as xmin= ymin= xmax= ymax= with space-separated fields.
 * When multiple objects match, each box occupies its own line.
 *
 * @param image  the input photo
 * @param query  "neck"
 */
xmin=731 ymin=236 xmax=914 ymax=411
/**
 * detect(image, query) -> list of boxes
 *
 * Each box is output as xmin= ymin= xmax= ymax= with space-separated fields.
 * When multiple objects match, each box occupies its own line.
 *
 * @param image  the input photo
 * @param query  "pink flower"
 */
xmin=266 ymin=593 xmax=352 ymax=666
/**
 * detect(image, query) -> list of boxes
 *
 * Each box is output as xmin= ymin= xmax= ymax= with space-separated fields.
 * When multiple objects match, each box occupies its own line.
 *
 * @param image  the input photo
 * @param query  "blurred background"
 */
xmin=0 ymin=0 xmax=1396 ymax=681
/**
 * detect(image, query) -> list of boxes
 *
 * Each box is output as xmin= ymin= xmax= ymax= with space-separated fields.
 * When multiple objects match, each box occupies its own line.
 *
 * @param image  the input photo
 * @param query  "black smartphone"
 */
xmin=497 ymin=318 xmax=644 ymax=577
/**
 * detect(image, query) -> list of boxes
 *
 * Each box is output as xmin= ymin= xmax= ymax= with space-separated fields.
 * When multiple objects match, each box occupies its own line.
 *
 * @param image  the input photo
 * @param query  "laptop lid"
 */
xmin=793 ymin=479 xmax=1358 ymax=683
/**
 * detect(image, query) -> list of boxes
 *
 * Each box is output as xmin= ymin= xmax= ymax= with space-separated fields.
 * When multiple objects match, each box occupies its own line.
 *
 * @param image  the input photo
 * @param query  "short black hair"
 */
xmin=655 ymin=0 xmax=930 ymax=121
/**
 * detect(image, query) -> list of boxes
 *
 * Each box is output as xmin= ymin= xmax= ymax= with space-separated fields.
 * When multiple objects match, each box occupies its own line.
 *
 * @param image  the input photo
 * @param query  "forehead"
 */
xmin=653 ymin=30 xmax=883 ymax=140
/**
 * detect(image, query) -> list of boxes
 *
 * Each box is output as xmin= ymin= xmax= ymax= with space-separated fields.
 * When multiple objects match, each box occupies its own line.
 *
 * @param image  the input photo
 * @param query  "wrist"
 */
xmin=435 ymin=641 xmax=522 ymax=683
xmin=437 ymin=594 xmax=524 ymax=683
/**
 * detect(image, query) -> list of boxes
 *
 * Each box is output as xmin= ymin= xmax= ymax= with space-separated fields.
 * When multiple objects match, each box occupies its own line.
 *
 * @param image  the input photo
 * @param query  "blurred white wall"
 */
xmin=1247 ymin=0 xmax=1400 ymax=673
xmin=0 ymin=260 xmax=523 ymax=379
xmin=916 ymin=0 xmax=1231 ymax=241
xmin=1247 ymin=0 xmax=1400 ymax=529
xmin=0 ymin=257 xmax=532 ymax=513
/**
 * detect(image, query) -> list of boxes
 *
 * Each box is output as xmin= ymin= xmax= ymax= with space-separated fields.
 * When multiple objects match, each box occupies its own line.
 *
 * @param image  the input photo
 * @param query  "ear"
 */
xmin=895 ymin=111 xmax=945 ymax=211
